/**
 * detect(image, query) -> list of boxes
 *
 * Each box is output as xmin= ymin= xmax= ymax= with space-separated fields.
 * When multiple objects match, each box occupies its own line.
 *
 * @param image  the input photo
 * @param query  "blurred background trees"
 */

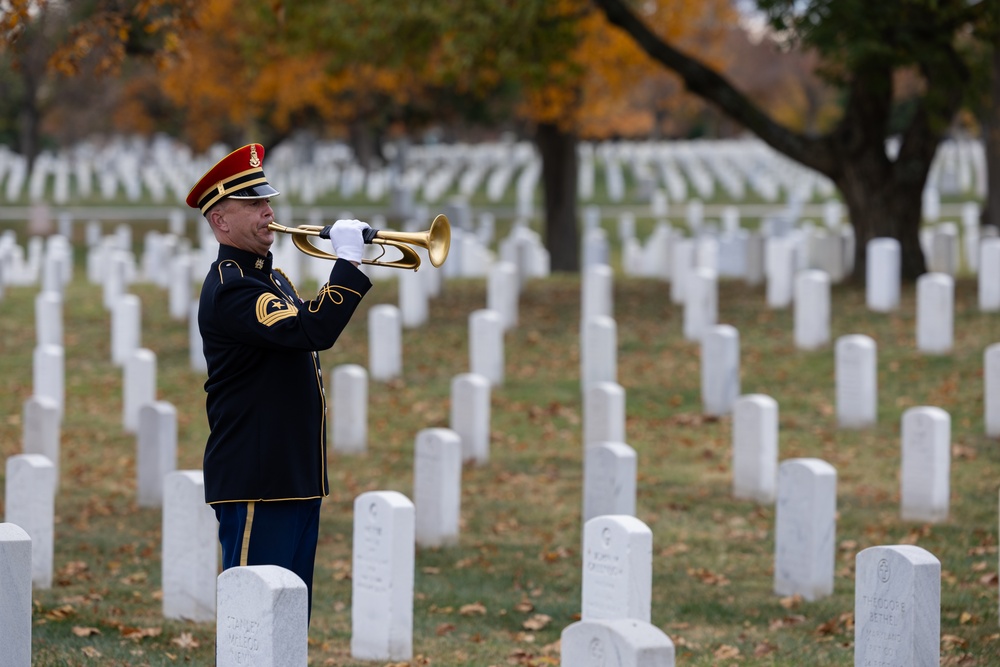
xmin=0 ymin=0 xmax=996 ymax=275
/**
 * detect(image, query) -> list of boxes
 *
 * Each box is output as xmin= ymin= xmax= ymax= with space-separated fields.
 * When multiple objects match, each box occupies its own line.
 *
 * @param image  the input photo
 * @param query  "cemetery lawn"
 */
xmin=2 ymin=261 xmax=999 ymax=666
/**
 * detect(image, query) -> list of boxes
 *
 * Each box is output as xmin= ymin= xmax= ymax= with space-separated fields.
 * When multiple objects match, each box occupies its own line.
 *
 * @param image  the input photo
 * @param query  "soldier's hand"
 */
xmin=329 ymin=219 xmax=370 ymax=264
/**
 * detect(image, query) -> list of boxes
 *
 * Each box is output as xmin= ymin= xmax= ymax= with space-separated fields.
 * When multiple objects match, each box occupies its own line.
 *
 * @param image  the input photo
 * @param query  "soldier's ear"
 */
xmin=208 ymin=205 xmax=229 ymax=232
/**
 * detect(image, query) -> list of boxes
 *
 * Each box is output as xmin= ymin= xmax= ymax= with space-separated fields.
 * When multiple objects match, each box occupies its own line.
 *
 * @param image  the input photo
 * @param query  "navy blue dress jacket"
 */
xmin=198 ymin=244 xmax=372 ymax=504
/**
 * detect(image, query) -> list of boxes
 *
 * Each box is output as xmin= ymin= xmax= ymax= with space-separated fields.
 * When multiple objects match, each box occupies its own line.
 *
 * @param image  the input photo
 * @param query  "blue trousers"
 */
xmin=215 ymin=498 xmax=322 ymax=619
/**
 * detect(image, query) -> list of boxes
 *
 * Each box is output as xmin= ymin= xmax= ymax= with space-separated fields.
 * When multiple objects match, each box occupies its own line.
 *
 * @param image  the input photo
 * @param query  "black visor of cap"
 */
xmin=227 ymin=183 xmax=280 ymax=200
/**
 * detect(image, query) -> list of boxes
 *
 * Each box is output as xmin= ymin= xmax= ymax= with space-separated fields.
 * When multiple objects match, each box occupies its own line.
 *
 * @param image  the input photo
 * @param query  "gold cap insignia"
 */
xmin=249 ymin=145 xmax=261 ymax=168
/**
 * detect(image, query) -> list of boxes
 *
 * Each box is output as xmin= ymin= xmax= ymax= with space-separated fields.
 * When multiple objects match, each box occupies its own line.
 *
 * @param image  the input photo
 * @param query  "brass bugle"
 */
xmin=267 ymin=214 xmax=450 ymax=271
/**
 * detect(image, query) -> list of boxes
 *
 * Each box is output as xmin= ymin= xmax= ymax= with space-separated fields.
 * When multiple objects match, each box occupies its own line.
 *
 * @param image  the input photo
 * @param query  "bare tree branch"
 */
xmin=592 ymin=0 xmax=838 ymax=175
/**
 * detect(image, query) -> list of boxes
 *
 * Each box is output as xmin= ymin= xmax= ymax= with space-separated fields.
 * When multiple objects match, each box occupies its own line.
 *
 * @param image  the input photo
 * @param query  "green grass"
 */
xmin=1 ymin=243 xmax=999 ymax=666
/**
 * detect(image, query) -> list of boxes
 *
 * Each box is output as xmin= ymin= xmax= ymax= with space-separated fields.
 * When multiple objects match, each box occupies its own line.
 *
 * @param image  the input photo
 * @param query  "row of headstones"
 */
xmin=7 ymin=332 xmax=961 ymax=664
xmin=0 ymin=452 xmax=675 ymax=665
xmin=7 ymin=133 xmax=982 ymax=207
xmin=579 ymin=244 xmax=1000 ymax=436
xmin=9 ymin=249 xmax=984 ymax=664
xmin=28 ymin=226 xmax=1000 ymax=480
xmin=24 ymin=299 xmax=510 ymax=505
xmin=1 ymin=467 xmax=945 ymax=667
xmin=583 ymin=370 xmax=957 ymax=530
xmin=33 ymin=321 xmax=965 ymax=558
xmin=590 ymin=209 xmax=1000 ymax=312
xmin=2 ymin=136 xmax=850 ymax=208
xmin=21 ymin=227 xmax=980 ymax=568
xmin=4 ymin=204 xmax=550 ymax=307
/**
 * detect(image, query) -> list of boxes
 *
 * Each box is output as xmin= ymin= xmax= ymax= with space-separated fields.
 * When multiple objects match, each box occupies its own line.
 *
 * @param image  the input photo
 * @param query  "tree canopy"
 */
xmin=595 ymin=0 xmax=998 ymax=279
xmin=4 ymin=0 xmax=995 ymax=277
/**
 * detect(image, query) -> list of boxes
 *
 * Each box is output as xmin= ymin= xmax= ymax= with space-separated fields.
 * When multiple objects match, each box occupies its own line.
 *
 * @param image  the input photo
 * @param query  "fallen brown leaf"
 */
xmin=435 ymin=622 xmax=456 ymax=636
xmin=522 ymin=614 xmax=551 ymax=631
xmin=170 ymin=632 xmax=200 ymax=649
xmin=513 ymin=599 xmax=534 ymax=614
xmin=119 ymin=571 xmax=148 ymax=585
xmin=779 ymin=594 xmax=802 ymax=609
xmin=45 ymin=604 xmax=75 ymax=620
xmin=714 ymin=644 xmax=741 ymax=659
xmin=460 ymin=602 xmax=487 ymax=616
xmin=687 ymin=567 xmax=730 ymax=586
xmin=119 ymin=626 xmax=162 ymax=640
xmin=71 ymin=626 xmax=100 ymax=637
xmin=769 ymin=614 xmax=807 ymax=631
xmin=753 ymin=640 xmax=778 ymax=657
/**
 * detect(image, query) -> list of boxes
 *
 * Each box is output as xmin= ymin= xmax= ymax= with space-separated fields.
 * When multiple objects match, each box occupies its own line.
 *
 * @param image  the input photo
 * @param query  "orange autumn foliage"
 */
xmin=520 ymin=0 xmax=736 ymax=138
xmin=156 ymin=0 xmax=422 ymax=149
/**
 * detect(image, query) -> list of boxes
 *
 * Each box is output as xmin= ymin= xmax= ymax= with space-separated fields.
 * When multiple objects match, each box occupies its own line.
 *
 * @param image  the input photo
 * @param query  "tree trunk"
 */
xmin=18 ymin=58 xmax=41 ymax=172
xmin=349 ymin=120 xmax=379 ymax=170
xmin=829 ymin=69 xmax=932 ymax=281
xmin=984 ymin=36 xmax=1000 ymax=230
xmin=835 ymin=158 xmax=928 ymax=282
xmin=536 ymin=121 xmax=580 ymax=273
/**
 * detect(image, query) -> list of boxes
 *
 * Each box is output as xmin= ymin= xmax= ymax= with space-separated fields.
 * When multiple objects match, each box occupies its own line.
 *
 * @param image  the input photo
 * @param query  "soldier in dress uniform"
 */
xmin=186 ymin=143 xmax=372 ymax=618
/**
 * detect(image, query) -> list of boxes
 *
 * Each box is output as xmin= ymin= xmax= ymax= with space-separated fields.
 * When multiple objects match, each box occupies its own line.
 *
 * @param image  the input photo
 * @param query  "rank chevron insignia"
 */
xmin=255 ymin=293 xmax=298 ymax=326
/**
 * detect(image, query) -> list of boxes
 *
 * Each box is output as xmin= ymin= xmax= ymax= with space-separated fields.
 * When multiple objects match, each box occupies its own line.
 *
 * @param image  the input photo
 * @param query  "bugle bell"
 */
xmin=267 ymin=214 xmax=450 ymax=271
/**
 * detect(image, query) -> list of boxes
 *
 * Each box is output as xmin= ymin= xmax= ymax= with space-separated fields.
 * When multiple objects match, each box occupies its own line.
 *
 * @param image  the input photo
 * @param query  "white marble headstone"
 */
xmin=583 ymin=442 xmax=637 ymax=523
xmin=584 ymin=382 xmax=626 ymax=449
xmin=123 ymin=348 xmax=157 ymax=433
xmin=854 ymin=545 xmax=940 ymax=667
xmin=979 ymin=238 xmax=1000 ymax=312
xmin=836 ymin=335 xmax=878 ymax=429
xmin=774 ymin=458 xmax=836 ymax=601
xmin=136 ymin=401 xmax=177 ymax=508
xmin=32 ymin=344 xmax=64 ymax=421
xmin=216 ymin=565 xmax=308 ymax=667
xmin=4 ymin=454 xmax=55 ymax=589
xmin=189 ymin=300 xmax=207 ymax=373
xmin=866 ymin=238 xmax=901 ymax=312
xmin=582 ymin=315 xmax=618 ymax=390
xmin=413 ymin=428 xmax=462 ymax=548
xmin=561 ymin=618 xmax=675 ymax=667
xmin=900 ymin=406 xmax=951 ymax=523
xmin=765 ymin=236 xmax=795 ymax=309
xmin=449 ymin=373 xmax=490 ymax=465
xmin=732 ymin=394 xmax=778 ymax=503
xmin=169 ymin=254 xmax=192 ymax=321
xmin=399 ymin=268 xmax=428 ymax=329
xmin=581 ymin=515 xmax=652 ymax=623
xmin=670 ymin=238 xmax=695 ymax=305
xmin=0 ymin=523 xmax=32 ymax=666
xmin=916 ymin=273 xmax=954 ymax=354
xmin=331 ymin=364 xmax=368 ymax=455
xmin=794 ymin=270 xmax=831 ymax=350
xmin=683 ymin=268 xmax=718 ymax=342
xmin=35 ymin=291 xmax=63 ymax=348
xmin=487 ymin=262 xmax=519 ymax=331
xmin=368 ymin=304 xmax=402 ymax=382
xmin=162 ymin=471 xmax=217 ymax=622
xmin=701 ymin=325 xmax=740 ymax=417
xmin=744 ymin=231 xmax=765 ymax=287
xmin=582 ymin=264 xmax=614 ymax=326
xmin=469 ymin=309 xmax=504 ymax=386
xmin=986 ymin=344 xmax=1000 ymax=438
xmin=351 ymin=490 xmax=414 ymax=661
xmin=111 ymin=293 xmax=141 ymax=366
xmin=22 ymin=395 xmax=60 ymax=490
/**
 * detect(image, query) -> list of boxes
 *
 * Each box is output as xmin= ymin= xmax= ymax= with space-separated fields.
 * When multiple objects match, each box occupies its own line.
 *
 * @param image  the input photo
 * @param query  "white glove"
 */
xmin=329 ymin=218 xmax=370 ymax=264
